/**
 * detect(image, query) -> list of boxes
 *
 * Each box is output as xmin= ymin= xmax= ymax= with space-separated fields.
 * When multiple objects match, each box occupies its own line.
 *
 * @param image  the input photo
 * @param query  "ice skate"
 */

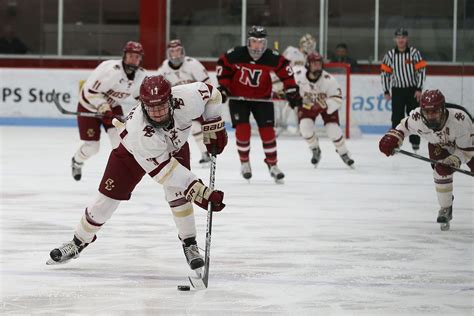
xmin=47 ymin=235 xmax=94 ymax=265
xmin=437 ymin=206 xmax=453 ymax=231
xmin=310 ymin=147 xmax=321 ymax=167
xmin=71 ymin=157 xmax=83 ymax=181
xmin=266 ymin=163 xmax=285 ymax=184
xmin=241 ymin=161 xmax=252 ymax=180
xmin=182 ymin=237 xmax=204 ymax=270
xmin=340 ymin=153 xmax=355 ymax=168
xmin=199 ymin=152 xmax=211 ymax=166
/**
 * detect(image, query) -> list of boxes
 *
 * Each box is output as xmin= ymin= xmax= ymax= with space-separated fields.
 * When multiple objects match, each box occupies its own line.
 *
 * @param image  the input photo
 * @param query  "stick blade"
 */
xmin=188 ymin=268 xmax=207 ymax=290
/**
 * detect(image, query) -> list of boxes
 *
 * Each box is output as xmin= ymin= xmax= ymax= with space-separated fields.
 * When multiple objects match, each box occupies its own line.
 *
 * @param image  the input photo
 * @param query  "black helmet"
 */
xmin=248 ymin=25 xmax=267 ymax=39
xmin=394 ymin=28 xmax=408 ymax=36
xmin=247 ymin=25 xmax=267 ymax=60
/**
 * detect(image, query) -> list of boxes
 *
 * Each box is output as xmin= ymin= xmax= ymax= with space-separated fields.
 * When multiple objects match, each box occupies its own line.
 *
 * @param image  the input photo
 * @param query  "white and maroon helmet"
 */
xmin=122 ymin=41 xmax=144 ymax=73
xmin=299 ymin=34 xmax=316 ymax=54
xmin=420 ymin=89 xmax=447 ymax=130
xmin=139 ymin=75 xmax=174 ymax=129
xmin=305 ymin=51 xmax=324 ymax=78
xmin=167 ymin=39 xmax=185 ymax=67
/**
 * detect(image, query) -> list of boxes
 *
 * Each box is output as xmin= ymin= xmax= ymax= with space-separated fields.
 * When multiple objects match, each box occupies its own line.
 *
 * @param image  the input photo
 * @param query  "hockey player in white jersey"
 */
xmin=282 ymin=33 xmax=317 ymax=68
xmin=274 ymin=34 xmax=317 ymax=134
xmin=157 ymin=39 xmax=213 ymax=166
xmin=48 ymin=75 xmax=228 ymax=270
xmin=379 ymin=89 xmax=473 ymax=231
xmin=295 ymin=52 xmax=354 ymax=168
xmin=71 ymin=41 xmax=147 ymax=181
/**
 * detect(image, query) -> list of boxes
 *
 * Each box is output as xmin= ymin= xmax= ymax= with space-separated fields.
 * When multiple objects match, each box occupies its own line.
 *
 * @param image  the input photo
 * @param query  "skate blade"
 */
xmin=46 ymin=258 xmax=69 ymax=265
xmin=188 ymin=268 xmax=206 ymax=290
xmin=440 ymin=223 xmax=450 ymax=231
xmin=274 ymin=178 xmax=285 ymax=184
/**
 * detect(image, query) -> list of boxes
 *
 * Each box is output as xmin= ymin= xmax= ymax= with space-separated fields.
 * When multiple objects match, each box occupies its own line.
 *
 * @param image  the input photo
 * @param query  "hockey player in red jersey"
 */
xmin=48 ymin=76 xmax=227 ymax=270
xmin=217 ymin=25 xmax=302 ymax=182
xmin=379 ymin=90 xmax=473 ymax=230
xmin=71 ymin=41 xmax=147 ymax=181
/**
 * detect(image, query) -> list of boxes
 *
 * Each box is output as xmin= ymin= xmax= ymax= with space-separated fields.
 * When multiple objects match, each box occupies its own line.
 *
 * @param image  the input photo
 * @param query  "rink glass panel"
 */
xmin=326 ymin=0 xmax=374 ymax=62
xmin=61 ymin=0 xmax=139 ymax=56
xmin=0 ymin=0 xmax=58 ymax=55
xmin=378 ymin=0 xmax=454 ymax=62
xmin=169 ymin=0 xmax=242 ymax=59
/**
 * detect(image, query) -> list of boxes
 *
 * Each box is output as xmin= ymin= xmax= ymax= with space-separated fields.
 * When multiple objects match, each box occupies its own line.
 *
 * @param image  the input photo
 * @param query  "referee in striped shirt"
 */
xmin=381 ymin=28 xmax=427 ymax=151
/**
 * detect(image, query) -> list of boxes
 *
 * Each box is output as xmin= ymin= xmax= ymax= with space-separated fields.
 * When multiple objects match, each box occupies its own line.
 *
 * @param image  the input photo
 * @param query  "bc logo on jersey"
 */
xmin=239 ymin=67 xmax=262 ymax=87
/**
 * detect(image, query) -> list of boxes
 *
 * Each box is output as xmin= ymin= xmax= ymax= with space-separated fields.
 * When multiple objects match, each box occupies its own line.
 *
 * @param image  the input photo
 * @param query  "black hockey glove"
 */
xmin=285 ymin=87 xmax=303 ymax=109
xmin=217 ymin=86 xmax=229 ymax=103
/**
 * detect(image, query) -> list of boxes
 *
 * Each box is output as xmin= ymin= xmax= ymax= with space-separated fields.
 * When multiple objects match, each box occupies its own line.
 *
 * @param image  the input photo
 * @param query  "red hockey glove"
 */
xmin=379 ymin=129 xmax=404 ymax=156
xmin=202 ymin=117 xmax=228 ymax=155
xmin=185 ymin=180 xmax=225 ymax=212
xmin=435 ymin=155 xmax=461 ymax=176
xmin=98 ymin=103 xmax=115 ymax=126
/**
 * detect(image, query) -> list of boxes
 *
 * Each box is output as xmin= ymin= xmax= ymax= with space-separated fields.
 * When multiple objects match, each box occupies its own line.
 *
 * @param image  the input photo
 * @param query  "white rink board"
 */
xmin=1 ymin=68 xmax=473 ymax=127
xmin=1 ymin=126 xmax=473 ymax=315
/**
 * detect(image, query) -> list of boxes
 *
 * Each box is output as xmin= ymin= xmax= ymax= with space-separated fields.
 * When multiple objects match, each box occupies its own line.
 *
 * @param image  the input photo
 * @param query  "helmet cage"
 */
xmin=299 ymin=34 xmax=316 ymax=54
xmin=421 ymin=106 xmax=446 ymax=130
xmin=167 ymin=39 xmax=185 ymax=67
xmin=305 ymin=52 xmax=324 ymax=77
xmin=122 ymin=41 xmax=144 ymax=73
xmin=420 ymin=90 xmax=447 ymax=130
xmin=142 ymin=97 xmax=174 ymax=129
xmin=247 ymin=37 xmax=267 ymax=60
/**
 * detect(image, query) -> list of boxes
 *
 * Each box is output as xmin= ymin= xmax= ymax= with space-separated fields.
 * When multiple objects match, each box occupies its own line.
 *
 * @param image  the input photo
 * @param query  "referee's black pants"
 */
xmin=391 ymin=87 xmax=420 ymax=146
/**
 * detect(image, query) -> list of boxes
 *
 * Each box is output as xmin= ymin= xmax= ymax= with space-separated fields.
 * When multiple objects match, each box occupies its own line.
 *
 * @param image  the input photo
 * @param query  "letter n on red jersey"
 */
xmin=239 ymin=67 xmax=262 ymax=87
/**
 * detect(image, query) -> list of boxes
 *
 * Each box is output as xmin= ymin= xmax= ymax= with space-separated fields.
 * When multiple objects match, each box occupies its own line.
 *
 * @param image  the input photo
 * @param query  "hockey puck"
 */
xmin=177 ymin=285 xmax=191 ymax=291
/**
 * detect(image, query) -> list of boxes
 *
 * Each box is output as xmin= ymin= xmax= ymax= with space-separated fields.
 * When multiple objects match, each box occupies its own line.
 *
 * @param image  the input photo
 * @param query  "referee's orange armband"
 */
xmin=380 ymin=63 xmax=393 ymax=73
xmin=414 ymin=60 xmax=427 ymax=70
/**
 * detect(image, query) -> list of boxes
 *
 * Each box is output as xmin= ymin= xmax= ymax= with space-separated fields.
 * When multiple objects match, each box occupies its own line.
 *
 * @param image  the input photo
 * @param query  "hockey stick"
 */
xmin=394 ymin=149 xmax=474 ymax=177
xmin=53 ymin=96 xmax=103 ymax=118
xmin=188 ymin=150 xmax=217 ymax=289
xmin=202 ymin=151 xmax=217 ymax=288
xmin=53 ymin=96 xmax=124 ymax=120
xmin=227 ymin=96 xmax=286 ymax=103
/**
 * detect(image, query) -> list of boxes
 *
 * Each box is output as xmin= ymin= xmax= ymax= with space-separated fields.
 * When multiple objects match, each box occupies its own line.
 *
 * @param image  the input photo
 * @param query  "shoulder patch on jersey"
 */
xmin=324 ymin=74 xmax=330 ymax=79
xmin=272 ymin=50 xmax=279 ymax=56
xmin=454 ymin=112 xmax=466 ymax=122
xmin=226 ymin=48 xmax=235 ymax=54
xmin=411 ymin=111 xmax=422 ymax=121
xmin=113 ymin=64 xmax=121 ymax=70
xmin=186 ymin=57 xmax=193 ymax=62
xmin=446 ymin=103 xmax=473 ymax=122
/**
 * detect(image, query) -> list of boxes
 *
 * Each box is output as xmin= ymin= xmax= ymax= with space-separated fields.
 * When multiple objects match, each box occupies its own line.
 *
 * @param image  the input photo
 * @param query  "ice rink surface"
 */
xmin=1 ymin=126 xmax=473 ymax=315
